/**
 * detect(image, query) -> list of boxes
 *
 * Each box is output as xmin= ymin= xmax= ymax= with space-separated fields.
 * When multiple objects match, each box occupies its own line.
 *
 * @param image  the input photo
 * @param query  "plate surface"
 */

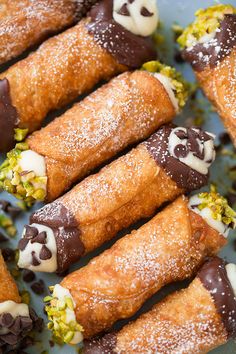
xmin=0 ymin=0 xmax=236 ymax=353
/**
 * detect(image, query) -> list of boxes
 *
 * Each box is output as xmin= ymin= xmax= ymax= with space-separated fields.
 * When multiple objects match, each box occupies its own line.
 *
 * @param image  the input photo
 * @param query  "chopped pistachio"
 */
xmin=15 ymin=249 xmax=19 ymax=263
xmin=198 ymin=186 xmax=236 ymax=228
xmin=49 ymin=286 xmax=55 ymax=293
xmin=6 ymin=225 xmax=17 ymax=237
xmin=11 ymin=267 xmax=21 ymax=279
xmin=178 ymin=4 xmax=236 ymax=48
xmin=153 ymin=32 xmax=165 ymax=46
xmin=15 ymin=142 xmax=29 ymax=151
xmin=0 ymin=142 xmax=47 ymax=206
xmin=142 ymin=60 xmax=190 ymax=109
xmin=44 ymin=296 xmax=54 ymax=303
xmin=45 ymin=294 xmax=83 ymax=345
xmin=66 ymin=297 xmax=74 ymax=311
xmin=20 ymin=290 xmax=31 ymax=305
xmin=0 ymin=214 xmax=16 ymax=237
xmin=16 ymin=200 xmax=28 ymax=211
xmin=14 ymin=128 xmax=29 ymax=142
xmin=172 ymin=23 xmax=184 ymax=41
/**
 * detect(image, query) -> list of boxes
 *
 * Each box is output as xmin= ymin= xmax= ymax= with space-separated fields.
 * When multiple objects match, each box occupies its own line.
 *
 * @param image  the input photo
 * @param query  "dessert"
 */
xmin=0 ymin=0 xmax=158 ymax=152
xmin=178 ymin=4 xmax=236 ymax=146
xmin=84 ymin=257 xmax=236 ymax=354
xmin=0 ymin=63 xmax=189 ymax=205
xmin=0 ymin=0 xmax=98 ymax=65
xmin=44 ymin=189 xmax=235 ymax=343
xmin=17 ymin=125 xmax=215 ymax=273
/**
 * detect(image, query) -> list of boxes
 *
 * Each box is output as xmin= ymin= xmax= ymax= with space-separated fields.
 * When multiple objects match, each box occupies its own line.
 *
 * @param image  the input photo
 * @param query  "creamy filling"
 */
xmin=0 ymin=301 xmax=29 ymax=318
xmin=168 ymin=127 xmax=216 ymax=174
xmin=18 ymin=223 xmax=57 ymax=273
xmin=19 ymin=149 xmax=46 ymax=178
xmin=52 ymin=285 xmax=83 ymax=345
xmin=0 ymin=301 xmax=29 ymax=334
xmin=188 ymin=195 xmax=229 ymax=237
xmin=113 ymin=0 xmax=158 ymax=37
xmin=0 ymin=145 xmax=48 ymax=206
xmin=154 ymin=73 xmax=179 ymax=112
xmin=226 ymin=264 xmax=236 ymax=297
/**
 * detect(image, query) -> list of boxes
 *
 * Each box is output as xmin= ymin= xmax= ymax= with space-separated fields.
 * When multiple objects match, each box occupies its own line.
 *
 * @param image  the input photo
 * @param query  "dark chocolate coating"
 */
xmin=0 ymin=79 xmax=19 ymax=153
xmin=198 ymin=257 xmax=236 ymax=339
xmin=144 ymin=125 xmax=210 ymax=191
xmin=30 ymin=202 xmax=85 ymax=273
xmin=182 ymin=14 xmax=236 ymax=71
xmin=83 ymin=333 xmax=117 ymax=354
xmin=87 ymin=0 xmax=157 ymax=68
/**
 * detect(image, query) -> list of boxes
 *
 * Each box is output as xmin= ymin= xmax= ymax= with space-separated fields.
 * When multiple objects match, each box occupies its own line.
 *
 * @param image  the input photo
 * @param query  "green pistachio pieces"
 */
xmin=142 ymin=60 xmax=190 ymax=109
xmin=0 ymin=142 xmax=47 ymax=207
xmin=45 ymin=294 xmax=83 ymax=345
xmin=20 ymin=290 xmax=31 ymax=305
xmin=0 ymin=214 xmax=16 ymax=237
xmin=178 ymin=4 xmax=236 ymax=48
xmin=14 ymin=128 xmax=29 ymax=142
xmin=198 ymin=186 xmax=236 ymax=227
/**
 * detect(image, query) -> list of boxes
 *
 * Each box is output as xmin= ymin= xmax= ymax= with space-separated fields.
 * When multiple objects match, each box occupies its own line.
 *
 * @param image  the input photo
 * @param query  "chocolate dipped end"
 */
xmin=29 ymin=202 xmax=85 ymax=273
xmin=0 ymin=308 xmax=43 ymax=352
xmin=83 ymin=333 xmax=117 ymax=354
xmin=182 ymin=14 xmax=236 ymax=71
xmin=198 ymin=257 xmax=236 ymax=339
xmin=87 ymin=0 xmax=157 ymax=68
xmin=0 ymin=79 xmax=19 ymax=153
xmin=144 ymin=125 xmax=214 ymax=191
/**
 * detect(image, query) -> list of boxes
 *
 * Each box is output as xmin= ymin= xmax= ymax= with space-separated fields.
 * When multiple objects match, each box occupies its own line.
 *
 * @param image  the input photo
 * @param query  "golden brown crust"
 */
xmin=115 ymin=278 xmax=227 ymax=353
xmin=60 ymin=145 xmax=182 ymax=253
xmin=196 ymin=49 xmax=236 ymax=146
xmin=28 ymin=70 xmax=175 ymax=201
xmin=61 ymin=196 xmax=225 ymax=338
xmin=0 ymin=18 xmax=125 ymax=132
xmin=0 ymin=252 xmax=21 ymax=303
xmin=0 ymin=0 xmax=80 ymax=65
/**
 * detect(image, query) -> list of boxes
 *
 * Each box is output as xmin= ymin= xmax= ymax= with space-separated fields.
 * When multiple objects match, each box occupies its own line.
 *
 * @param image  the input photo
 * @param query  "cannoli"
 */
xmin=17 ymin=125 xmax=215 ymax=273
xmin=0 ymin=0 xmax=158 ymax=152
xmin=0 ymin=0 xmax=98 ymax=66
xmin=0 ymin=62 xmax=189 ymax=205
xmin=84 ymin=257 xmax=236 ymax=354
xmin=44 ymin=190 xmax=235 ymax=344
xmin=0 ymin=251 xmax=41 ymax=352
xmin=178 ymin=4 xmax=236 ymax=146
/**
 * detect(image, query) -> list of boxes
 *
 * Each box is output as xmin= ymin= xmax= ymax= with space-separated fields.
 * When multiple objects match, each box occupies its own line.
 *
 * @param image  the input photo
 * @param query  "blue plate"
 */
xmin=0 ymin=0 xmax=236 ymax=353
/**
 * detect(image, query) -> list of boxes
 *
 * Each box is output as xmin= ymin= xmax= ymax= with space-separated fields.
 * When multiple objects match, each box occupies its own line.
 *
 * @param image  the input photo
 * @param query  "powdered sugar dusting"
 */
xmin=115 ymin=279 xmax=227 ymax=353
xmin=0 ymin=0 xmax=79 ymax=64
xmin=28 ymin=71 xmax=174 ymax=200
xmin=213 ymin=53 xmax=236 ymax=120
xmin=61 ymin=197 xmax=217 ymax=335
xmin=0 ymin=17 xmax=124 ymax=134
